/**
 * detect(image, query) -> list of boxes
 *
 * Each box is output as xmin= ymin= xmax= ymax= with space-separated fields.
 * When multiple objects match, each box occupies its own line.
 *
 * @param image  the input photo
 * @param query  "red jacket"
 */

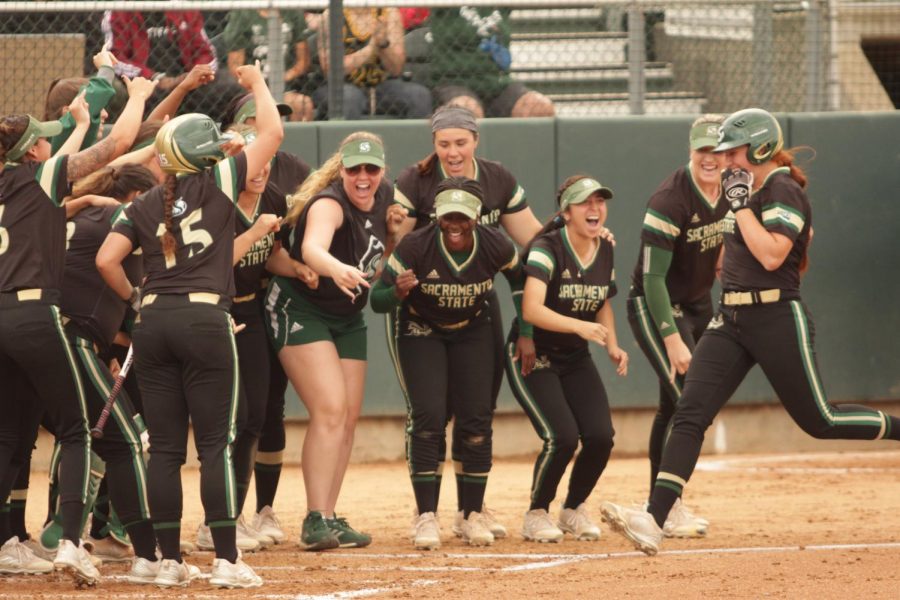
xmin=102 ymin=11 xmax=217 ymax=79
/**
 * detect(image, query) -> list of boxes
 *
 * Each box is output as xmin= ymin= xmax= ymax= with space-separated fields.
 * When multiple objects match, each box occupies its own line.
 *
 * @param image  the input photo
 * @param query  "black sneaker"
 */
xmin=300 ymin=511 xmax=339 ymax=551
xmin=327 ymin=515 xmax=372 ymax=548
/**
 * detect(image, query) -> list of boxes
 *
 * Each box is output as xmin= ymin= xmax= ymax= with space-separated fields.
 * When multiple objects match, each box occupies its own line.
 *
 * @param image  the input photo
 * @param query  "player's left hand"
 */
xmin=386 ymin=204 xmax=408 ymax=236
xmin=512 ymin=335 xmax=536 ymax=376
xmin=393 ymin=268 xmax=418 ymax=300
xmin=609 ymin=346 xmax=629 ymax=376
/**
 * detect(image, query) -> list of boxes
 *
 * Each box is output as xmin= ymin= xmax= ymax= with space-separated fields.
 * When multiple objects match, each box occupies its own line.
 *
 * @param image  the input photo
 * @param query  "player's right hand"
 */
xmin=722 ymin=167 xmax=753 ymax=212
xmin=576 ymin=321 xmax=608 ymax=346
xmin=236 ymin=62 xmax=265 ymax=90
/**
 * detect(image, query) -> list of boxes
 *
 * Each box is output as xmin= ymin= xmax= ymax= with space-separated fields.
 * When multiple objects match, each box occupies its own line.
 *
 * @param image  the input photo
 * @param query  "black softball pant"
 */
xmin=68 ymin=330 xmax=149 ymax=528
xmin=505 ymin=339 xmax=615 ymax=511
xmin=231 ymin=300 xmax=270 ymax=514
xmin=651 ymin=300 xmax=900 ymax=521
xmin=0 ymin=294 xmax=89 ymax=543
xmin=132 ymin=297 xmax=240 ymax=528
xmin=397 ymin=316 xmax=495 ymax=515
xmin=627 ymin=295 xmax=712 ymax=490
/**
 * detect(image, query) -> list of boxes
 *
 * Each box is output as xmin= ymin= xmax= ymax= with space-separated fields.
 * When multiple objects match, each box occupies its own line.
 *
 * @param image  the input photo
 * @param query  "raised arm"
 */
xmin=147 ymin=64 xmax=215 ymax=122
xmin=66 ymin=76 xmax=157 ymax=181
xmin=235 ymin=64 xmax=285 ymax=183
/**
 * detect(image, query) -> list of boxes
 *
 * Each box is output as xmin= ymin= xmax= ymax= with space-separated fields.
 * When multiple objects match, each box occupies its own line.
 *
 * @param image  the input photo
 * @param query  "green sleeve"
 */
xmin=503 ymin=260 xmax=532 ymax=338
xmin=370 ymin=278 xmax=402 ymax=313
xmin=642 ymin=244 xmax=677 ymax=335
xmin=49 ymin=70 xmax=116 ymax=154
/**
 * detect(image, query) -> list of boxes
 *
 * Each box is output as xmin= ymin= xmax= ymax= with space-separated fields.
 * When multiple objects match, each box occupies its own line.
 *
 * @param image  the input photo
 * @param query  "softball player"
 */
xmin=96 ymin=64 xmax=280 ymax=588
xmin=0 ymin=74 xmax=153 ymax=584
xmin=372 ymin=177 xmax=525 ymax=549
xmin=601 ymin=108 xmax=900 ymax=556
xmin=266 ymin=132 xmax=394 ymax=551
xmin=59 ymin=164 xmax=160 ymax=575
xmin=391 ymin=105 xmax=542 ymax=538
xmin=626 ymin=114 xmax=729 ymax=538
xmin=507 ymin=175 xmax=627 ymax=544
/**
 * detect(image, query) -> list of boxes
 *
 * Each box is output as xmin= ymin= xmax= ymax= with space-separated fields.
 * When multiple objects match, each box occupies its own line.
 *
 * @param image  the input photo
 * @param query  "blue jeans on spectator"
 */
xmin=313 ymin=78 xmax=432 ymax=119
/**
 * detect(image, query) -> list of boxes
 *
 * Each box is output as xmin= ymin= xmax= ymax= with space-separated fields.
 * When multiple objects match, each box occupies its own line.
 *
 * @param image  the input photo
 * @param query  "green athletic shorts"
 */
xmin=264 ymin=276 xmax=367 ymax=360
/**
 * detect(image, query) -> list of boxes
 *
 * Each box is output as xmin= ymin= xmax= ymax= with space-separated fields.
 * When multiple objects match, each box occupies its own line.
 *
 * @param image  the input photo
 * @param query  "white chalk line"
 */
xmin=697 ymin=449 xmax=900 ymax=474
xmin=4 ymin=541 xmax=900 ymax=599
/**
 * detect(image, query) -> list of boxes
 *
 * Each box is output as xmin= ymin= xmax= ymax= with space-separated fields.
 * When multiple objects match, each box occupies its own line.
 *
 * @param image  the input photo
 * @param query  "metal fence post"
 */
xmin=752 ymin=0 xmax=774 ymax=108
xmin=805 ymin=0 xmax=824 ymax=111
xmin=267 ymin=10 xmax=285 ymax=102
xmin=327 ymin=0 xmax=344 ymax=120
xmin=627 ymin=2 xmax=646 ymax=115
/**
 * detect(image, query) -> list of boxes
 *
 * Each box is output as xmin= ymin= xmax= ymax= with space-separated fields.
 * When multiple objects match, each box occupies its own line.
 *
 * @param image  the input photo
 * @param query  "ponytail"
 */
xmin=161 ymin=174 xmax=178 ymax=262
xmin=72 ymin=163 xmax=158 ymax=201
xmin=416 ymin=152 xmax=437 ymax=176
xmin=772 ymin=148 xmax=808 ymax=189
xmin=522 ymin=174 xmax=593 ymax=259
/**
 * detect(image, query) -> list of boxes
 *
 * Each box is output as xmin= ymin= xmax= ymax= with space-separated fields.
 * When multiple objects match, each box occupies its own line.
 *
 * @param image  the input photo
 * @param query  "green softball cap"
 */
xmin=560 ymin=177 xmax=613 ymax=210
xmin=341 ymin=139 xmax=385 ymax=168
xmin=6 ymin=116 xmax=62 ymax=161
xmin=434 ymin=188 xmax=482 ymax=220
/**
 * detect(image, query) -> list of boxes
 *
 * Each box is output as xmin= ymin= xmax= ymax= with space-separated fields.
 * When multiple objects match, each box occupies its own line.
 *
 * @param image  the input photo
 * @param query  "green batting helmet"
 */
xmin=713 ymin=108 xmax=784 ymax=165
xmin=155 ymin=113 xmax=231 ymax=174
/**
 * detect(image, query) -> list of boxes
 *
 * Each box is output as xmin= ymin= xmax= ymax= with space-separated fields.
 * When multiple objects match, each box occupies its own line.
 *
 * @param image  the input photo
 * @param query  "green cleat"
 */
xmin=327 ymin=515 xmax=372 ymax=548
xmin=300 ymin=511 xmax=339 ymax=551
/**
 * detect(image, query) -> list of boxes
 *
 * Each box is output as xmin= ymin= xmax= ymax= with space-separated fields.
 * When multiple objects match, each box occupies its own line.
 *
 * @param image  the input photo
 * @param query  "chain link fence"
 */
xmin=0 ymin=1 xmax=897 ymax=123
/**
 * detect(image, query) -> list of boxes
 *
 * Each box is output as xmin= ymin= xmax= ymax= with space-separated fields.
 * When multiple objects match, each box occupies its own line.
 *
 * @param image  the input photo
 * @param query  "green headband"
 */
xmin=434 ymin=189 xmax=482 ymax=220
xmin=6 ymin=116 xmax=62 ymax=162
xmin=560 ymin=177 xmax=613 ymax=210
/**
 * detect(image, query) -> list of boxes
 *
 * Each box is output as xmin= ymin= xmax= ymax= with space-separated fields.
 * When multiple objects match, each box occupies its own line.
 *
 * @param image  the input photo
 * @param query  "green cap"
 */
xmin=341 ymin=139 xmax=385 ymax=169
xmin=6 ymin=116 xmax=63 ymax=162
xmin=233 ymin=97 xmax=293 ymax=125
xmin=434 ymin=188 xmax=482 ymax=220
xmin=690 ymin=121 xmax=722 ymax=150
xmin=560 ymin=177 xmax=613 ymax=210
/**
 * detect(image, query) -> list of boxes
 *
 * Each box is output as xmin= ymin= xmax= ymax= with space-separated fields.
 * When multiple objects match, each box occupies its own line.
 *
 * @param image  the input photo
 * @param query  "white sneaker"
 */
xmin=411 ymin=512 xmax=441 ymax=550
xmin=197 ymin=523 xmax=260 ymax=553
xmin=210 ymin=556 xmax=263 ymax=588
xmin=0 ymin=536 xmax=54 ymax=574
xmin=87 ymin=534 xmax=134 ymax=563
xmin=558 ymin=503 xmax=601 ymax=541
xmin=238 ymin=515 xmax=274 ymax=549
xmin=480 ymin=504 xmax=508 ymax=539
xmin=663 ymin=498 xmax=709 ymax=538
xmin=599 ymin=501 xmax=663 ymax=556
xmin=125 ymin=556 xmax=160 ymax=584
xmin=252 ymin=506 xmax=285 ymax=544
xmin=522 ymin=509 xmax=564 ymax=543
xmin=153 ymin=558 xmax=201 ymax=587
xmin=458 ymin=512 xmax=494 ymax=547
xmin=53 ymin=539 xmax=101 ymax=586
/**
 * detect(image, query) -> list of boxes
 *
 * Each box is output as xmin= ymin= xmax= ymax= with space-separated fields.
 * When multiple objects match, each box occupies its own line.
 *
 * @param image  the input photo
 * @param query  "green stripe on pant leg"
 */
xmin=51 ymin=306 xmax=91 ymax=502
xmin=388 ymin=312 xmax=416 ymax=476
xmin=790 ymin=301 xmax=883 ymax=429
xmin=223 ymin=312 xmax=240 ymax=519
xmin=75 ymin=341 xmax=150 ymax=517
xmin=504 ymin=341 xmax=556 ymax=508
xmin=632 ymin=297 xmax=681 ymax=399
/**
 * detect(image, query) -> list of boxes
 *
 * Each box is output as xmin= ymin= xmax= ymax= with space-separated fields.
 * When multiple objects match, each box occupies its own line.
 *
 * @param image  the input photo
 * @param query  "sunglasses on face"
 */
xmin=345 ymin=164 xmax=382 ymax=175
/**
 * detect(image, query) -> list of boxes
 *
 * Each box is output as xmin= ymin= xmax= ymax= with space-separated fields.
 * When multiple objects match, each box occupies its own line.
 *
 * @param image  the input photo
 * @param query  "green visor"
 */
xmin=560 ymin=177 xmax=613 ymax=210
xmin=434 ymin=189 xmax=482 ymax=220
xmin=690 ymin=121 xmax=721 ymax=150
xmin=6 ymin=116 xmax=62 ymax=161
xmin=341 ymin=139 xmax=385 ymax=168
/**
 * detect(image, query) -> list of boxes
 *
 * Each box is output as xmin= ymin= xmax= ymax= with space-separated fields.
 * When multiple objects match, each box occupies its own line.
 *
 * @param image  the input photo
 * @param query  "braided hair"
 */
xmin=161 ymin=174 xmax=178 ymax=262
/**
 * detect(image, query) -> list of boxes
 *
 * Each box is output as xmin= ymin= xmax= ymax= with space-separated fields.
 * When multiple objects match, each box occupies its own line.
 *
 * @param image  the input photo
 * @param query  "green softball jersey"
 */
xmin=722 ymin=168 xmax=811 ymax=292
xmin=112 ymin=153 xmax=248 ymax=298
xmin=382 ymin=223 xmax=521 ymax=329
xmin=630 ymin=165 xmax=732 ymax=305
xmin=525 ymin=226 xmax=617 ymax=351
xmin=394 ymin=156 xmax=527 ymax=230
xmin=0 ymin=156 xmax=70 ymax=292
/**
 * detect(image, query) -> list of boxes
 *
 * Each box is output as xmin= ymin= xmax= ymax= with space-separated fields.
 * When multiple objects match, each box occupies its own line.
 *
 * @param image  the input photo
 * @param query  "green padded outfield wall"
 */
xmin=277 ymin=112 xmax=900 ymax=417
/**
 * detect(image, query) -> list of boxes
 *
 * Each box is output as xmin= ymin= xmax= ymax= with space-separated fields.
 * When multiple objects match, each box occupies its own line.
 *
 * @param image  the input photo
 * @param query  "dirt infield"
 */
xmin=10 ymin=449 xmax=900 ymax=598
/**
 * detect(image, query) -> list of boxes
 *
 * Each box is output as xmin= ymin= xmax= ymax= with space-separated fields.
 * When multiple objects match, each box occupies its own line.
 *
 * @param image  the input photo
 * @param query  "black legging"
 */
xmin=505 ymin=338 xmax=615 ymax=511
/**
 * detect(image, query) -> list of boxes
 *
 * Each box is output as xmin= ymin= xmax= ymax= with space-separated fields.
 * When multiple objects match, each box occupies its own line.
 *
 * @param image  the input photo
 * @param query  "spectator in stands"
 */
xmin=314 ymin=7 xmax=432 ymax=120
xmin=102 ymin=10 xmax=244 ymax=123
xmin=399 ymin=8 xmax=430 ymax=31
xmin=428 ymin=7 xmax=555 ymax=118
xmin=223 ymin=10 xmax=316 ymax=122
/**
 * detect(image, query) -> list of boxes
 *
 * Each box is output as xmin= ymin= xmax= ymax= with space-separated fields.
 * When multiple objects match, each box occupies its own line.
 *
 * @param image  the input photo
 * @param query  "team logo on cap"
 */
xmin=360 ymin=141 xmax=371 ymax=153
xmin=452 ymin=191 xmax=463 ymax=201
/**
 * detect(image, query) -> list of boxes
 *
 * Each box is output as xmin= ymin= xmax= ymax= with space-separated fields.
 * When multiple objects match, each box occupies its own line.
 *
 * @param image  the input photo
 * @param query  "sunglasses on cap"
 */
xmin=345 ymin=164 xmax=383 ymax=175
